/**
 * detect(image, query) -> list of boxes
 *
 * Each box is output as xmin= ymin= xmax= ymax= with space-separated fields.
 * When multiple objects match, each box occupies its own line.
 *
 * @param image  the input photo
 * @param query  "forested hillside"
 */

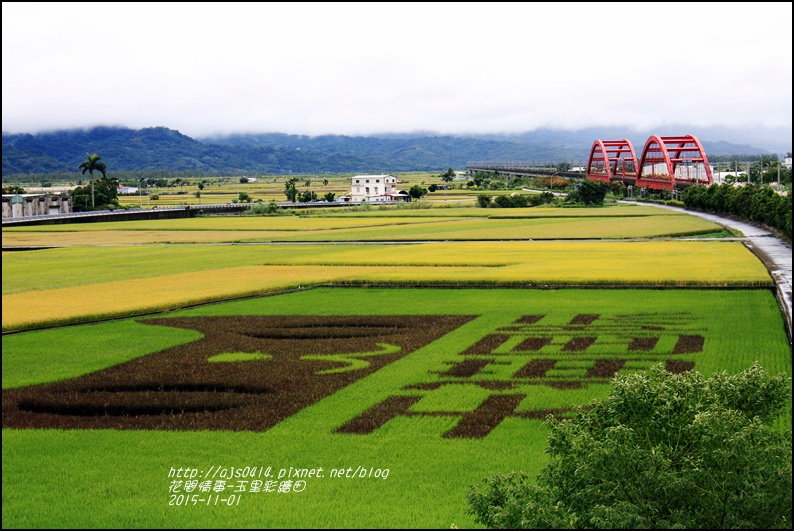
xmin=2 ymin=126 xmax=778 ymax=177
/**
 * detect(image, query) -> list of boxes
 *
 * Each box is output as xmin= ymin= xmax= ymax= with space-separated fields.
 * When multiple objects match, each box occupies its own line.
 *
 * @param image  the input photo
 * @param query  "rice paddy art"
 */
xmin=2 ymin=315 xmax=474 ymax=431
xmin=338 ymin=311 xmax=705 ymax=439
xmin=2 ymin=288 xmax=789 ymax=529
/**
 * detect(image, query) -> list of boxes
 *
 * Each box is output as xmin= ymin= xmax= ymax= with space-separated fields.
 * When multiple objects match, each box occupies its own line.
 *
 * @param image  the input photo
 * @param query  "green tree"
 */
xmin=609 ymin=180 xmax=628 ymax=198
xmin=69 ymin=174 xmax=120 ymax=212
xmin=323 ymin=192 xmax=336 ymax=202
xmin=284 ymin=178 xmax=299 ymax=202
xmin=476 ymin=194 xmax=492 ymax=208
xmin=574 ymin=180 xmax=608 ymax=206
xmin=78 ymin=153 xmax=107 ymax=208
xmin=428 ymin=184 xmax=438 ymax=192
xmin=472 ymin=172 xmax=491 ymax=188
xmin=408 ymin=184 xmax=427 ymax=200
xmin=440 ymin=167 xmax=455 ymax=183
xmin=467 ymin=364 xmax=792 ymax=529
xmin=238 ymin=192 xmax=251 ymax=202
xmin=194 ymin=190 xmax=201 ymax=204
xmin=299 ymin=190 xmax=317 ymax=202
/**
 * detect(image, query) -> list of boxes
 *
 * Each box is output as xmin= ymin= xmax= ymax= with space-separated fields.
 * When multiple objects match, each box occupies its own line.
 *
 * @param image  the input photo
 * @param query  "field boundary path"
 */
xmin=622 ymin=201 xmax=792 ymax=343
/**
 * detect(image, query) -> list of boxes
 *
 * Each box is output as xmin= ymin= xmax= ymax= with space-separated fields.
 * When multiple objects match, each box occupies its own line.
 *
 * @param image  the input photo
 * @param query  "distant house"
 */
xmin=350 ymin=174 xmax=409 ymax=202
xmin=118 ymin=186 xmax=139 ymax=194
xmin=783 ymin=157 xmax=792 ymax=169
xmin=385 ymin=191 xmax=411 ymax=201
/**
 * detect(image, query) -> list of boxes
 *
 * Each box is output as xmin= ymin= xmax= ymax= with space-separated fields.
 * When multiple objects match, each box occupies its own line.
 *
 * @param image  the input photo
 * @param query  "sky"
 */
xmin=2 ymin=2 xmax=792 ymax=139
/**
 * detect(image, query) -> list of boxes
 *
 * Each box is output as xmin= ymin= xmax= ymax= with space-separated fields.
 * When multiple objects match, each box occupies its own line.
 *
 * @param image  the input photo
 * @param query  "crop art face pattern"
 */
xmin=3 ymin=312 xmax=704 ymax=438
xmin=2 ymin=315 xmax=475 ymax=431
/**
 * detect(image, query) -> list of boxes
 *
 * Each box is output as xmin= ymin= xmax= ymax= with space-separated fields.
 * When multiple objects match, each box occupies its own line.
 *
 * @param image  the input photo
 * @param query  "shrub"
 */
xmin=468 ymin=364 xmax=792 ymax=529
xmin=244 ymin=201 xmax=281 ymax=215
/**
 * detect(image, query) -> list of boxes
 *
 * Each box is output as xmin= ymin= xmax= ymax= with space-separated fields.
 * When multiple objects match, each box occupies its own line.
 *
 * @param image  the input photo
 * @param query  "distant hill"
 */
xmin=1 ymin=127 xmax=371 ymax=176
xmin=1 ymin=125 xmax=782 ymax=177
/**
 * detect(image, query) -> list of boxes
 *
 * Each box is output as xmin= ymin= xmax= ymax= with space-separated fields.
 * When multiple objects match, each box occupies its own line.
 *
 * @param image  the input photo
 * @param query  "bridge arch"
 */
xmin=586 ymin=139 xmax=637 ymax=183
xmin=637 ymin=135 xmax=712 ymax=190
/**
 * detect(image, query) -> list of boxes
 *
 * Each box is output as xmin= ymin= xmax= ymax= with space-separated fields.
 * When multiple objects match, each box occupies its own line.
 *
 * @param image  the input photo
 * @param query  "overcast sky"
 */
xmin=2 ymin=2 xmax=791 ymax=139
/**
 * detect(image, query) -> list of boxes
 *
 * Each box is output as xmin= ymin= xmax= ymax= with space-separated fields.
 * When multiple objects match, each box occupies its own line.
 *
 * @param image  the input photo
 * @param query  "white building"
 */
xmin=350 ymin=174 xmax=408 ymax=202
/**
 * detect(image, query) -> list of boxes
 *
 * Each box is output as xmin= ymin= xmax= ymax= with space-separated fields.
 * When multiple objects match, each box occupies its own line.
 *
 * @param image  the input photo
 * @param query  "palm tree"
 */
xmin=78 ymin=153 xmax=107 ymax=208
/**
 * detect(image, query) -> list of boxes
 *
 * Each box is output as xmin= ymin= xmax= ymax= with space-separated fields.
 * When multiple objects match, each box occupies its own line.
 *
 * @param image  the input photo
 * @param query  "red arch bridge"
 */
xmin=586 ymin=134 xmax=713 ymax=190
xmin=466 ymin=135 xmax=713 ymax=192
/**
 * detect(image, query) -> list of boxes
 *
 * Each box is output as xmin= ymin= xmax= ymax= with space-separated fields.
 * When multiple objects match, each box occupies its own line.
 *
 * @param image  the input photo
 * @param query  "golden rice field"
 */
xmin=2 ymin=240 xmax=771 ymax=330
xmin=320 ymin=205 xmax=687 ymax=217
xmin=3 ymin=216 xmax=453 ymax=232
xmin=2 ymin=212 xmax=720 ymax=247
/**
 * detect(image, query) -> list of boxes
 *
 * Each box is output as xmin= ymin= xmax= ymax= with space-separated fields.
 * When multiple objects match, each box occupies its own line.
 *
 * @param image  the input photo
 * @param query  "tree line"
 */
xmin=682 ymin=183 xmax=792 ymax=241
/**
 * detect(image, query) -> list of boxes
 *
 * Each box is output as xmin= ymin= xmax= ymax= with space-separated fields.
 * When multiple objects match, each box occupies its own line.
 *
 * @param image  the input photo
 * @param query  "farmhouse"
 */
xmin=350 ymin=174 xmax=410 ymax=202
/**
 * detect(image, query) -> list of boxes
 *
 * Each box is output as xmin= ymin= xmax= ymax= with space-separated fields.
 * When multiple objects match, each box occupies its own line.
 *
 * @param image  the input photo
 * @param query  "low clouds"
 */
xmin=2 ymin=3 xmax=791 ymax=137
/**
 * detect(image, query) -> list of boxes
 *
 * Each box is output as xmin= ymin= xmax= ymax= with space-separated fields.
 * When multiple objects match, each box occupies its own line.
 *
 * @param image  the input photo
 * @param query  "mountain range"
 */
xmin=2 ymin=125 xmax=789 ymax=177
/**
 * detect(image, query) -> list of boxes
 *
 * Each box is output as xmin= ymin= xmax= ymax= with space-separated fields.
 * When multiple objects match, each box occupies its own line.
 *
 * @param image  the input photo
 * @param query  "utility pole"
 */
xmin=777 ymin=163 xmax=781 ymax=189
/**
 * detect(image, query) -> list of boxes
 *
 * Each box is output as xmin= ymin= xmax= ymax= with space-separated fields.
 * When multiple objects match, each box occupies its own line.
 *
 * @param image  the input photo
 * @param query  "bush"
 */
xmin=575 ymin=180 xmax=608 ymax=206
xmin=243 ymin=201 xmax=281 ymax=215
xmin=467 ymin=364 xmax=792 ymax=529
xmin=477 ymin=194 xmax=492 ymax=208
xmin=478 ymin=193 xmax=552 ymax=209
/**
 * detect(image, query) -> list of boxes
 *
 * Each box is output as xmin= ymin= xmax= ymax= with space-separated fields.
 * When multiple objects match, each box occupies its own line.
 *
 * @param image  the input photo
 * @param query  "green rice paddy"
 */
xmin=2 ymin=288 xmax=790 ymax=528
